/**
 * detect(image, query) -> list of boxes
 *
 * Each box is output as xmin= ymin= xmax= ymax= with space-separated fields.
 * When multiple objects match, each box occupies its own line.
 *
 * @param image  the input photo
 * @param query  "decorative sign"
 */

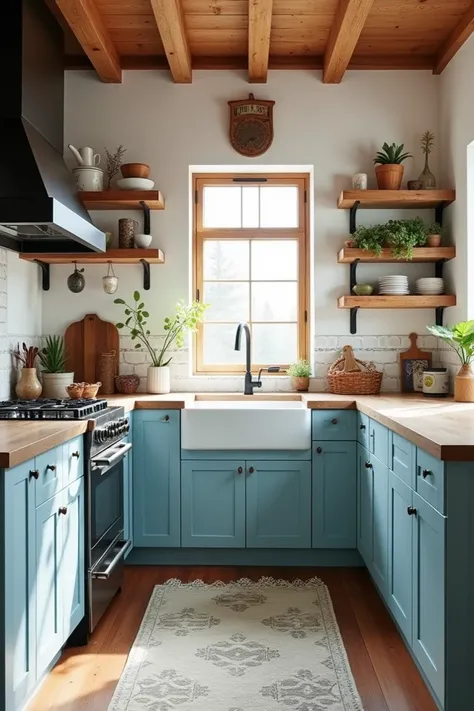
xmin=228 ymin=94 xmax=275 ymax=157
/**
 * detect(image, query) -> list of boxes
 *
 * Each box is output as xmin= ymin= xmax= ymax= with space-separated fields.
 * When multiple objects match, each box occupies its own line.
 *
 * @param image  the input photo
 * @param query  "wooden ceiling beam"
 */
xmin=248 ymin=0 xmax=273 ymax=83
xmin=433 ymin=4 xmax=474 ymax=75
xmin=55 ymin=0 xmax=121 ymax=83
xmin=323 ymin=0 xmax=375 ymax=84
xmin=149 ymin=0 xmax=192 ymax=83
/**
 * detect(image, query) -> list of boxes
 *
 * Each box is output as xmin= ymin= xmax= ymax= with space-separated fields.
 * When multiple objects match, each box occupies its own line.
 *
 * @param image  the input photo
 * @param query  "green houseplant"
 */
xmin=352 ymin=218 xmax=426 ymax=259
xmin=374 ymin=142 xmax=412 ymax=190
xmin=424 ymin=221 xmax=444 ymax=247
xmin=287 ymin=359 xmax=312 ymax=392
xmin=427 ymin=321 xmax=474 ymax=401
xmin=37 ymin=335 xmax=73 ymax=398
xmin=115 ymin=292 xmax=207 ymax=394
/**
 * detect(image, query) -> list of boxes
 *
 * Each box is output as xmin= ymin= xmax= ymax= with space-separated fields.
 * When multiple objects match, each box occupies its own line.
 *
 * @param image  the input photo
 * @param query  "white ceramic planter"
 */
xmin=147 ymin=366 xmax=171 ymax=394
xmin=42 ymin=372 xmax=74 ymax=399
xmin=72 ymin=166 xmax=103 ymax=191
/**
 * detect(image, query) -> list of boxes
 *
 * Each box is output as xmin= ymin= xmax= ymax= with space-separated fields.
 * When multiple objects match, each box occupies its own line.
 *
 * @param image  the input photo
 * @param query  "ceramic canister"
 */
xmin=352 ymin=173 xmax=368 ymax=190
xmin=422 ymin=368 xmax=449 ymax=398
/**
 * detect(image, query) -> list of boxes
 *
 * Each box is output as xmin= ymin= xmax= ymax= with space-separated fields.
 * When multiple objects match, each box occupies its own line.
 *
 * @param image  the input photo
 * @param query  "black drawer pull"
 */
xmin=422 ymin=469 xmax=432 ymax=479
xmin=407 ymin=506 xmax=417 ymax=516
xmin=364 ymin=461 xmax=372 ymax=469
xmin=237 ymin=466 xmax=243 ymax=475
xmin=360 ymin=424 xmax=366 ymax=431
xmin=331 ymin=418 xmax=338 ymax=425
xmin=29 ymin=469 xmax=39 ymax=480
xmin=316 ymin=447 xmax=322 ymax=454
xmin=162 ymin=415 xmax=170 ymax=422
xmin=248 ymin=466 xmax=255 ymax=474
xmin=58 ymin=506 xmax=68 ymax=516
xmin=46 ymin=464 xmax=56 ymax=472
xmin=72 ymin=451 xmax=80 ymax=459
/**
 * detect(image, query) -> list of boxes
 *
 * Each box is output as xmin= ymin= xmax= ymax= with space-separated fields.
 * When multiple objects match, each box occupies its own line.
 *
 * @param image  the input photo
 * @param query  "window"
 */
xmin=193 ymin=174 xmax=309 ymax=374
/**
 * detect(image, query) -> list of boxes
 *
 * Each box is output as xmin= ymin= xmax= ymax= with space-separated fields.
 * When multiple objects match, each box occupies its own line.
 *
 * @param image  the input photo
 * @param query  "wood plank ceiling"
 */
xmin=54 ymin=0 xmax=474 ymax=83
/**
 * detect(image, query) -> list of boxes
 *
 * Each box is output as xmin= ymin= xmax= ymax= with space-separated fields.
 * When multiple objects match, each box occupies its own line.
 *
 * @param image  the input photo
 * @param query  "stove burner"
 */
xmin=0 ymin=398 xmax=108 ymax=420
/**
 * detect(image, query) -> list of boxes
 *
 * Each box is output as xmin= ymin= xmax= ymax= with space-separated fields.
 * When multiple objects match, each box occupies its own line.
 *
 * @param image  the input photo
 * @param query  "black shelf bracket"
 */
xmin=435 ymin=202 xmax=447 ymax=227
xmin=435 ymin=306 xmax=445 ymax=327
xmin=349 ymin=200 xmax=360 ymax=234
xmin=435 ymin=259 xmax=446 ymax=279
xmin=34 ymin=260 xmax=50 ymax=291
xmin=140 ymin=259 xmax=151 ymax=290
xmin=350 ymin=259 xmax=360 ymax=292
xmin=350 ymin=307 xmax=359 ymax=334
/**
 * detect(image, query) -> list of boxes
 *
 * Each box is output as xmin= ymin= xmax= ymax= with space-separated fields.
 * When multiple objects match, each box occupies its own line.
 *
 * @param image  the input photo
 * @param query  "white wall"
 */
xmin=42 ymin=69 xmax=442 ymax=390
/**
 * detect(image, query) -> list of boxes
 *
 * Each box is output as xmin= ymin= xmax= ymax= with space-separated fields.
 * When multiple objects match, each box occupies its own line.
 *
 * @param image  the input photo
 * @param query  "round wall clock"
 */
xmin=228 ymin=94 xmax=275 ymax=157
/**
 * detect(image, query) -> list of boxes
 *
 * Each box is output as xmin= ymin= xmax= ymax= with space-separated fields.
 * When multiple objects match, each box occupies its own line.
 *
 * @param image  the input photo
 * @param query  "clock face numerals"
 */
xmin=228 ymin=96 xmax=275 ymax=157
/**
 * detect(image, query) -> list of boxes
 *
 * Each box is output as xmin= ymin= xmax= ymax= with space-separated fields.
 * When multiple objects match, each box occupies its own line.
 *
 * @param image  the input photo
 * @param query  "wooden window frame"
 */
xmin=193 ymin=173 xmax=310 ymax=375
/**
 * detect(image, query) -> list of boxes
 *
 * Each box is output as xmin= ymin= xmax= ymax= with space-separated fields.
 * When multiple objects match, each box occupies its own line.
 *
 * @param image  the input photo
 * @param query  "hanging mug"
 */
xmin=102 ymin=262 xmax=119 ymax=294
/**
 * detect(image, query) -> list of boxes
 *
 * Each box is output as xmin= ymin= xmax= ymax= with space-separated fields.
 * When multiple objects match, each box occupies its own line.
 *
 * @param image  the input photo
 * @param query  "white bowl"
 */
xmin=117 ymin=177 xmax=155 ymax=190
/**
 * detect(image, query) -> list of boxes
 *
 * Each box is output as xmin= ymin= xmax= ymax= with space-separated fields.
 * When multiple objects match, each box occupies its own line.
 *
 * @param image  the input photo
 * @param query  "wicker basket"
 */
xmin=328 ymin=354 xmax=383 ymax=395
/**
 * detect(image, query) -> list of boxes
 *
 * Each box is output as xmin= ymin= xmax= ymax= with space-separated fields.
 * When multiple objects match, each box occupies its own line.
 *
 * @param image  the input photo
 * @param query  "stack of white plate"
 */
xmin=416 ymin=278 xmax=444 ymax=295
xmin=378 ymin=275 xmax=409 ymax=295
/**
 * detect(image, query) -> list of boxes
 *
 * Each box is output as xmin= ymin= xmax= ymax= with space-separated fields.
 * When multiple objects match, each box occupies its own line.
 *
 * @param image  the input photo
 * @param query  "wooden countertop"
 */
xmin=0 ymin=420 xmax=89 ymax=469
xmin=3 ymin=393 xmax=474 ymax=467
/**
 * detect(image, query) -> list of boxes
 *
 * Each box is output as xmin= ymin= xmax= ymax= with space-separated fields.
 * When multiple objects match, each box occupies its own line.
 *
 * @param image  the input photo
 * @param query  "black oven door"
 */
xmin=90 ymin=441 xmax=131 ymax=566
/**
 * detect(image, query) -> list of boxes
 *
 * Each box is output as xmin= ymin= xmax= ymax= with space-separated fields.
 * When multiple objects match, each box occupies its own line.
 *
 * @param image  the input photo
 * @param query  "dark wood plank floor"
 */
xmin=27 ymin=566 xmax=437 ymax=711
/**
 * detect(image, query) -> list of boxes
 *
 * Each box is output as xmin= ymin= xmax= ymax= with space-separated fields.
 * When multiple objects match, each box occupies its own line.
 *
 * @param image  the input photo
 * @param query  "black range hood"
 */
xmin=0 ymin=0 xmax=105 ymax=253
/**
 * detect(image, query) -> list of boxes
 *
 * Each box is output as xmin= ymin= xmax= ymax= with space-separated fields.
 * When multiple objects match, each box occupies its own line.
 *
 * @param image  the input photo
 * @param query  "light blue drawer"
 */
xmin=369 ymin=419 xmax=389 ymax=466
xmin=34 ymin=446 xmax=64 ymax=507
xmin=358 ymin=412 xmax=370 ymax=449
xmin=416 ymin=448 xmax=445 ymax=514
xmin=311 ymin=410 xmax=357 ymax=441
xmin=390 ymin=431 xmax=416 ymax=489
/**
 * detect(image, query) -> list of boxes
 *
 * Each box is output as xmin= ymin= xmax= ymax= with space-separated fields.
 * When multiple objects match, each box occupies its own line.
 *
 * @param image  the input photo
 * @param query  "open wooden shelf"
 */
xmin=337 ymin=190 xmax=456 ymax=210
xmin=338 ymin=247 xmax=456 ymax=264
xmin=19 ymin=249 xmax=165 ymax=265
xmin=338 ymin=295 xmax=456 ymax=309
xmin=78 ymin=190 xmax=165 ymax=210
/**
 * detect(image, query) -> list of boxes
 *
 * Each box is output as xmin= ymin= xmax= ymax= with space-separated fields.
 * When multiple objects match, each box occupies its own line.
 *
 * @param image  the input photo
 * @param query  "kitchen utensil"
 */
xmin=102 ymin=262 xmax=119 ymax=294
xmin=423 ymin=368 xmax=449 ymax=398
xmin=115 ymin=374 xmax=140 ymax=394
xmin=400 ymin=333 xmax=432 ymax=392
xmin=72 ymin=166 xmax=103 ymax=191
xmin=64 ymin=314 xmax=120 ymax=388
xmin=121 ymin=163 xmax=150 ymax=179
xmin=352 ymin=284 xmax=373 ymax=296
xmin=68 ymin=144 xmax=101 ymax=167
xmin=67 ymin=264 xmax=85 ymax=293
xmin=119 ymin=218 xmax=138 ymax=248
xmin=99 ymin=351 xmax=116 ymax=394
xmin=82 ymin=381 xmax=102 ymax=399
xmin=117 ymin=177 xmax=155 ymax=190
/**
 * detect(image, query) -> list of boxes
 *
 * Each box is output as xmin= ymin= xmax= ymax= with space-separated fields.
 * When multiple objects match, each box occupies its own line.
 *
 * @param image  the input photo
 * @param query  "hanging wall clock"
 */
xmin=228 ymin=93 xmax=275 ymax=157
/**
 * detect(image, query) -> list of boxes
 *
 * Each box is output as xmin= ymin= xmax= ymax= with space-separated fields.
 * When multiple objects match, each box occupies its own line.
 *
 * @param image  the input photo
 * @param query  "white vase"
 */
xmin=147 ymin=366 xmax=171 ymax=394
xmin=42 ymin=372 xmax=75 ymax=399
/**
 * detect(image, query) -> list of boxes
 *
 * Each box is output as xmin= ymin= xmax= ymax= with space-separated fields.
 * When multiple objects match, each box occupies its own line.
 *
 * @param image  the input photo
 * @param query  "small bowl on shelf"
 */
xmin=352 ymin=284 xmax=373 ymax=296
xmin=117 ymin=177 xmax=155 ymax=191
xmin=121 ymin=163 xmax=150 ymax=179
xmin=115 ymin=374 xmax=140 ymax=394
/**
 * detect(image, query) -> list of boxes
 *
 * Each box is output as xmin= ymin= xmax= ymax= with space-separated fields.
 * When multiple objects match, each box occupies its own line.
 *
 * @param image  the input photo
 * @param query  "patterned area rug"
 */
xmin=108 ymin=578 xmax=363 ymax=711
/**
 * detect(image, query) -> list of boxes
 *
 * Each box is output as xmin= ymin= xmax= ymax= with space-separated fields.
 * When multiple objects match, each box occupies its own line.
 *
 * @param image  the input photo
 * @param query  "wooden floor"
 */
xmin=27 ymin=566 xmax=437 ymax=711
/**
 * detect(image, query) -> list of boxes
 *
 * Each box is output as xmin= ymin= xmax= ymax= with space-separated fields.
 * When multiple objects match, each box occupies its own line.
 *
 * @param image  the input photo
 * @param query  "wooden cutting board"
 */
xmin=399 ymin=332 xmax=432 ymax=393
xmin=65 ymin=314 xmax=119 ymax=392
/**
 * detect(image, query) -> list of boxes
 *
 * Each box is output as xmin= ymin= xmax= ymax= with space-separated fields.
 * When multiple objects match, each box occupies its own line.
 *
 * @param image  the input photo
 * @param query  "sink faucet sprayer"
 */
xmin=234 ymin=322 xmax=280 ymax=395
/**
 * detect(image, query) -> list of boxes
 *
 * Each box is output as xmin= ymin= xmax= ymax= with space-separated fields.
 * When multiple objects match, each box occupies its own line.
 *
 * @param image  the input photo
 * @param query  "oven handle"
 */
xmin=92 ymin=442 xmax=132 ymax=470
xmin=91 ymin=539 xmax=132 ymax=580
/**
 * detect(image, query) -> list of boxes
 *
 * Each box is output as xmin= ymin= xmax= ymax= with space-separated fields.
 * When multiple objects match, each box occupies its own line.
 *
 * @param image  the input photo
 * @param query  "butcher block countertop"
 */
xmin=2 ymin=393 xmax=474 ymax=467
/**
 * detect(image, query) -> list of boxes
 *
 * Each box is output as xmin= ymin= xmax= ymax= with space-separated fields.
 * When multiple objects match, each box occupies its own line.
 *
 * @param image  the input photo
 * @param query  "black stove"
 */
xmin=0 ymin=398 xmax=109 ymax=420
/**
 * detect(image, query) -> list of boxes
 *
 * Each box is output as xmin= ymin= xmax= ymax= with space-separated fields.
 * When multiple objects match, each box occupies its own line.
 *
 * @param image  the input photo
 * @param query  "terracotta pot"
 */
xmin=292 ymin=376 xmax=309 ymax=392
xmin=375 ymin=164 xmax=404 ymax=190
xmin=147 ymin=366 xmax=171 ymax=394
xmin=427 ymin=234 xmax=441 ymax=247
xmin=16 ymin=368 xmax=42 ymax=400
xmin=454 ymin=364 xmax=474 ymax=402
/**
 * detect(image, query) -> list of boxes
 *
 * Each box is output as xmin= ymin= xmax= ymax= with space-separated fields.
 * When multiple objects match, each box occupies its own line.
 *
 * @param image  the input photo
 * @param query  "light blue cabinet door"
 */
xmin=246 ymin=461 xmax=311 ymax=548
xmin=61 ymin=478 xmax=85 ymax=639
xmin=4 ymin=461 xmax=36 ymax=711
xmin=357 ymin=444 xmax=372 ymax=565
xmin=312 ymin=441 xmax=356 ymax=548
xmin=35 ymin=492 xmax=63 ymax=679
xmin=63 ymin=436 xmax=84 ymax=488
xmin=412 ymin=492 xmax=446 ymax=705
xmin=369 ymin=419 xmax=389 ymax=466
xmin=370 ymin=454 xmax=389 ymax=595
xmin=181 ymin=461 xmax=245 ymax=547
xmin=34 ymin=445 xmax=63 ymax=507
xmin=133 ymin=410 xmax=181 ymax=547
xmin=123 ymin=413 xmax=133 ymax=549
xmin=312 ymin=410 xmax=357 ymax=441
xmin=387 ymin=470 xmax=413 ymax=642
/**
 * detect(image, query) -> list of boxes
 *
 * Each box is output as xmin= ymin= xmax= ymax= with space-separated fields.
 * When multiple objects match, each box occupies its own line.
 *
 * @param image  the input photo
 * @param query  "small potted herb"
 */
xmin=373 ymin=142 xmax=412 ymax=190
xmin=13 ymin=343 xmax=42 ymax=400
xmin=424 ymin=222 xmax=444 ymax=248
xmin=427 ymin=322 xmax=474 ymax=401
xmin=384 ymin=218 xmax=426 ymax=259
xmin=287 ymin=359 xmax=312 ymax=392
xmin=38 ymin=336 xmax=73 ymax=399
xmin=352 ymin=224 xmax=385 ymax=256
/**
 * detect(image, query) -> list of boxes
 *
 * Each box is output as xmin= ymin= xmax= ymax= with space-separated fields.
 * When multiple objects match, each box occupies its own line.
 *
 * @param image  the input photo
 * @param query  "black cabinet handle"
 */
xmin=360 ymin=424 xmax=366 ymax=431
xmin=237 ymin=466 xmax=243 ymax=475
xmin=58 ymin=506 xmax=68 ymax=516
xmin=316 ymin=447 xmax=322 ymax=454
xmin=365 ymin=461 xmax=373 ymax=469
xmin=248 ymin=466 xmax=255 ymax=474
xmin=162 ymin=415 xmax=170 ymax=422
xmin=29 ymin=469 xmax=39 ymax=480
xmin=72 ymin=451 xmax=80 ymax=459
xmin=407 ymin=506 xmax=417 ymax=516
xmin=46 ymin=464 xmax=56 ymax=472
xmin=422 ymin=469 xmax=431 ymax=479
xmin=331 ymin=418 xmax=338 ymax=425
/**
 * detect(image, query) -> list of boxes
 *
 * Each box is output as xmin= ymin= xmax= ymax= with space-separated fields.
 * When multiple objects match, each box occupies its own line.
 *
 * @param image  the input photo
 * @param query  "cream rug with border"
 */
xmin=108 ymin=578 xmax=364 ymax=711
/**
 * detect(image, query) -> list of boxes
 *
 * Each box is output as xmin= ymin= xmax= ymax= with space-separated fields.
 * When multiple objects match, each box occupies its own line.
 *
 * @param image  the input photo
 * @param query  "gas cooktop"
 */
xmin=0 ymin=398 xmax=109 ymax=420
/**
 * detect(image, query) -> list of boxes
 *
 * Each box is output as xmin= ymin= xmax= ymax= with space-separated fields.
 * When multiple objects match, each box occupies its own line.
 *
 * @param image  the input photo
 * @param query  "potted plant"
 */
xmin=287 ymin=359 xmax=312 ymax=392
xmin=13 ymin=343 xmax=42 ymax=400
xmin=373 ymin=142 xmax=412 ymax=190
xmin=384 ymin=217 xmax=427 ymax=259
xmin=115 ymin=292 xmax=208 ymax=394
xmin=424 ymin=222 xmax=444 ymax=248
xmin=38 ymin=335 xmax=74 ymax=398
xmin=352 ymin=224 xmax=385 ymax=256
xmin=427 ymin=321 xmax=474 ymax=401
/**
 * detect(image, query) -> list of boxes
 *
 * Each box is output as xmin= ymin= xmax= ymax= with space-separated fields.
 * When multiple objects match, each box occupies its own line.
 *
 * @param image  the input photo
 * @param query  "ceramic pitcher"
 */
xmin=68 ymin=144 xmax=101 ymax=167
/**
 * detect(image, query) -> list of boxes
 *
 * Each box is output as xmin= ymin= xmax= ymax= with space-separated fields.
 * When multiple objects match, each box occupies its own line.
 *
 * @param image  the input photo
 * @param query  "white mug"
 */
xmin=352 ymin=173 xmax=368 ymax=190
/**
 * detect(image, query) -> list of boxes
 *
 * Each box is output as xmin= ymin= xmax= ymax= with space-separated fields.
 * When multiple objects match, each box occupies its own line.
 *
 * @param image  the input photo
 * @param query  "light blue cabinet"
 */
xmin=181 ymin=460 xmax=245 ymax=547
xmin=246 ymin=461 xmax=311 ymax=548
xmin=387 ymin=470 xmax=413 ymax=642
xmin=357 ymin=445 xmax=388 ymax=594
xmin=312 ymin=409 xmax=356 ymax=441
xmin=123 ymin=413 xmax=133 ymax=550
xmin=312 ymin=441 xmax=356 ymax=548
xmin=62 ymin=478 xmax=85 ymax=639
xmin=133 ymin=410 xmax=181 ymax=547
xmin=357 ymin=444 xmax=372 ymax=564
